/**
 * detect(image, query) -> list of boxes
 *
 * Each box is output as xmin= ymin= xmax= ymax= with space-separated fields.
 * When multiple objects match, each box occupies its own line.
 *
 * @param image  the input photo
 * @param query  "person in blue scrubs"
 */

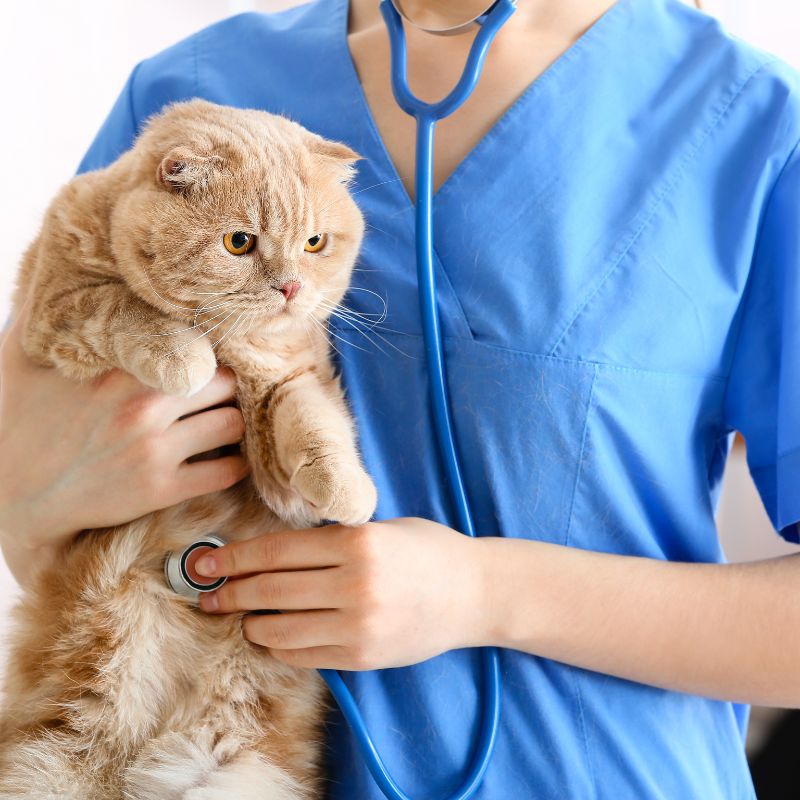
xmin=1 ymin=0 xmax=799 ymax=797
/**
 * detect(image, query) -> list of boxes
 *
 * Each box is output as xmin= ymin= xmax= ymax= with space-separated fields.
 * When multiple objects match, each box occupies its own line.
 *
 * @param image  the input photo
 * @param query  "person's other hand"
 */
xmin=0 ymin=305 xmax=249 ymax=555
xmin=195 ymin=517 xmax=490 ymax=670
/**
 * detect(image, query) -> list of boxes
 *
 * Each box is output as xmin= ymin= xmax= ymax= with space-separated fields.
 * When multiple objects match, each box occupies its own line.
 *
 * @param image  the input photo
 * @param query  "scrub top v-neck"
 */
xmin=77 ymin=0 xmax=800 ymax=797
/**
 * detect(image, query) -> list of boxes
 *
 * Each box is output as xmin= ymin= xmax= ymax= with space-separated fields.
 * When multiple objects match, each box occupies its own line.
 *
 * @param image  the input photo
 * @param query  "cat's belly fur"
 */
xmin=0 ymin=481 xmax=328 ymax=799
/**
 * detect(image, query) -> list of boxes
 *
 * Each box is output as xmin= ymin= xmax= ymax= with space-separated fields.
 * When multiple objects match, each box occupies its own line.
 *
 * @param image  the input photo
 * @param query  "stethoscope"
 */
xmin=165 ymin=1 xmax=517 ymax=797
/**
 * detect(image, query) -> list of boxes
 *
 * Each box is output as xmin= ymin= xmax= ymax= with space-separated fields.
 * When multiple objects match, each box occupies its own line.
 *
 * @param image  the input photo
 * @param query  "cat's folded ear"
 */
xmin=306 ymin=135 xmax=362 ymax=184
xmin=157 ymin=147 xmax=223 ymax=194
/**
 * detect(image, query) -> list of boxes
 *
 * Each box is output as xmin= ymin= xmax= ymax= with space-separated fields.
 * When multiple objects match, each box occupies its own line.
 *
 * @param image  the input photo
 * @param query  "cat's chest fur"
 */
xmin=2 ymin=483 xmax=326 ymax=794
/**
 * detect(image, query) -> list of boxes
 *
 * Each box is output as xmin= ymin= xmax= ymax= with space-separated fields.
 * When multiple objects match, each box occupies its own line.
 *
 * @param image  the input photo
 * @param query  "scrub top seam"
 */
xmin=430 ymin=243 xmax=475 ymax=340
xmin=564 ymin=367 xmax=598 ymax=550
xmin=330 ymin=326 xmax=730 ymax=381
xmin=564 ymin=371 xmax=599 ymax=800
xmin=567 ymin=665 xmax=598 ymax=800
xmin=547 ymin=56 xmax=781 ymax=359
xmin=432 ymin=0 xmax=635 ymax=203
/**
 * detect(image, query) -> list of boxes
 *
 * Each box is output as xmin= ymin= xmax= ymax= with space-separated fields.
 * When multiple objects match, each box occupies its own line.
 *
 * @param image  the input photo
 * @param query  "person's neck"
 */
xmin=347 ymin=0 xmax=621 ymax=40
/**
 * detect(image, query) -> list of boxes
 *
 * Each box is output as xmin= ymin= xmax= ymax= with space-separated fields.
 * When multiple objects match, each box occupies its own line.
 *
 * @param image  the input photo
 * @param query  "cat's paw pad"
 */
xmin=290 ymin=455 xmax=377 ymax=526
xmin=130 ymin=334 xmax=217 ymax=397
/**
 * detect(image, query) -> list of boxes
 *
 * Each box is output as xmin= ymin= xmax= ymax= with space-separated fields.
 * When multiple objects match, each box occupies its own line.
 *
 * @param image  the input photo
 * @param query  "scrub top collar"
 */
xmin=326 ymin=0 xmax=639 ymax=212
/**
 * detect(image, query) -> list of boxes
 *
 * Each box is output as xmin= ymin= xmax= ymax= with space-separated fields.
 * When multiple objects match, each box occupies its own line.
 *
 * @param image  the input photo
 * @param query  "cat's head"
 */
xmin=114 ymin=99 xmax=366 ymax=337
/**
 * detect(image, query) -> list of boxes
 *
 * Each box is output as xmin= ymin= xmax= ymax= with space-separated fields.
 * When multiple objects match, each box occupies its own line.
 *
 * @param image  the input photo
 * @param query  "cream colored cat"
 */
xmin=0 ymin=99 xmax=377 ymax=799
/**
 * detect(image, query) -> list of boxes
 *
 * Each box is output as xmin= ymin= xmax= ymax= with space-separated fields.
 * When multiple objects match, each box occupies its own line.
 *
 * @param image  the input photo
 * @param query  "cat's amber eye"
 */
xmin=304 ymin=233 xmax=328 ymax=253
xmin=223 ymin=231 xmax=257 ymax=255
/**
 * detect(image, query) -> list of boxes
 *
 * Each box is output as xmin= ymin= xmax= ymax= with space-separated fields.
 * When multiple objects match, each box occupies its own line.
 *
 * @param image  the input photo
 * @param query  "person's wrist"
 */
xmin=0 ymin=502 xmax=64 ymax=588
xmin=451 ymin=535 xmax=509 ymax=650
xmin=468 ymin=536 xmax=550 ymax=652
xmin=0 ymin=494 xmax=76 ymax=553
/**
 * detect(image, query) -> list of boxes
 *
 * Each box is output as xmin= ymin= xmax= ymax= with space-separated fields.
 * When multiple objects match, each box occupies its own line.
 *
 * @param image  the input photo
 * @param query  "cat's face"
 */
xmin=116 ymin=101 xmax=366 ymax=338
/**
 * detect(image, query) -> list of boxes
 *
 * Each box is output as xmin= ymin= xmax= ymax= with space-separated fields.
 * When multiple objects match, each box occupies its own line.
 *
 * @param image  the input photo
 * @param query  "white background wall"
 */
xmin=0 ymin=1 xmax=798 ymax=631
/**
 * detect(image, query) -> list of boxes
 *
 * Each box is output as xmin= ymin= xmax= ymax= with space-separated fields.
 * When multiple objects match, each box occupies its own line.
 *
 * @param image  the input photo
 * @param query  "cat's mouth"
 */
xmin=226 ymin=297 xmax=305 ymax=318
xmin=207 ymin=294 xmax=325 ymax=337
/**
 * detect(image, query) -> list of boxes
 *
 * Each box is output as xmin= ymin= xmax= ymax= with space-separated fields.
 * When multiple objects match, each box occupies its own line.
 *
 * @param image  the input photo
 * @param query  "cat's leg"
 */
xmin=123 ymin=731 xmax=308 ymax=800
xmin=25 ymin=282 xmax=216 ymax=396
xmin=241 ymin=370 xmax=377 ymax=526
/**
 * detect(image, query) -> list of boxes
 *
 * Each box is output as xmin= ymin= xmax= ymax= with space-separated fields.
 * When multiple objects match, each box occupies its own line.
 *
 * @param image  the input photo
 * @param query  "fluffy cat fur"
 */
xmin=0 ymin=99 xmax=378 ymax=798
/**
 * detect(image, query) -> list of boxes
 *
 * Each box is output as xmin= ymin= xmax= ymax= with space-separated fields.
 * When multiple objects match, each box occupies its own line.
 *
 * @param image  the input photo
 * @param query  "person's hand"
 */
xmin=195 ymin=517 xmax=491 ymax=670
xmin=0 ymin=305 xmax=249 ymax=557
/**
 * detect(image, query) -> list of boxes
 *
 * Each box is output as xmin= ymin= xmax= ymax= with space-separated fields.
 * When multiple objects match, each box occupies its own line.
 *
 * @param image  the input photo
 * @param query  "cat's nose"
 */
xmin=277 ymin=280 xmax=302 ymax=302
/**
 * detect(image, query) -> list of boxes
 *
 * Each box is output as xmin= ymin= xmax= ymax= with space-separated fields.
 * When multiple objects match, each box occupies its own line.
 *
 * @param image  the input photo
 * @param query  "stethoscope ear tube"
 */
xmin=317 ymin=3 xmax=516 ymax=799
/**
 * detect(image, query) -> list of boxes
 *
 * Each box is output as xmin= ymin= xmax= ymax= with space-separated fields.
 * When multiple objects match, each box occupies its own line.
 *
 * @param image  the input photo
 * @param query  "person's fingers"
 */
xmin=175 ymin=454 xmax=250 ymax=500
xmin=199 ymin=566 xmax=343 ymax=613
xmin=169 ymin=405 xmax=245 ymax=461
xmin=193 ymin=526 xmax=348 ymax=579
xmin=264 ymin=645 xmax=356 ymax=670
xmin=173 ymin=366 xmax=238 ymax=417
xmin=241 ymin=609 xmax=343 ymax=650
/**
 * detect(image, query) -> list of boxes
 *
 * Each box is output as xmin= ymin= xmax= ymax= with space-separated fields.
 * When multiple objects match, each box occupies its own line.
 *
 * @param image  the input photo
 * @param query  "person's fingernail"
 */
xmin=201 ymin=592 xmax=219 ymax=612
xmin=195 ymin=556 xmax=216 ymax=576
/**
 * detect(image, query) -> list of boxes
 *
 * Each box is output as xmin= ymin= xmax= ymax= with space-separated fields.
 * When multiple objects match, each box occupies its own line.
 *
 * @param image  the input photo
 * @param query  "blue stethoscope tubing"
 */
xmin=318 ymin=2 xmax=517 ymax=799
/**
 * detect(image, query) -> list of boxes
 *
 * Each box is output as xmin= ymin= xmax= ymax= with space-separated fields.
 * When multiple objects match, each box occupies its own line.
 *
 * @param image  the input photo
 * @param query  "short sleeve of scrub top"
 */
xmin=76 ymin=0 xmax=800 ymax=797
xmin=725 ymin=143 xmax=800 ymax=540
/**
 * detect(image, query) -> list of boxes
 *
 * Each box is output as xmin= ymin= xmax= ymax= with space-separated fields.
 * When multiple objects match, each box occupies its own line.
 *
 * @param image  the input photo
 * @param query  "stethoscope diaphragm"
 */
xmin=164 ymin=534 xmax=228 ymax=603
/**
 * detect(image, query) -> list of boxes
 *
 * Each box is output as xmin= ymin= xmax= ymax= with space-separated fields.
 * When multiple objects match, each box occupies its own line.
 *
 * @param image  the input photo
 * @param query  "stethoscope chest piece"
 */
xmin=164 ymin=534 xmax=227 ymax=603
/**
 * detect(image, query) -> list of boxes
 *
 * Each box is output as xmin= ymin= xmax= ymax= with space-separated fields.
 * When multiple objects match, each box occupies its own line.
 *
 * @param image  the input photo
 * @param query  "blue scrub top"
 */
xmin=78 ymin=0 xmax=800 ymax=797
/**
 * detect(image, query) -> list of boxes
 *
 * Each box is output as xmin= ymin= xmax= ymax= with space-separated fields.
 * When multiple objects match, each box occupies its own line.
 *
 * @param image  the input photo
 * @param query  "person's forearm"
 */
xmin=475 ymin=537 xmax=800 ymax=707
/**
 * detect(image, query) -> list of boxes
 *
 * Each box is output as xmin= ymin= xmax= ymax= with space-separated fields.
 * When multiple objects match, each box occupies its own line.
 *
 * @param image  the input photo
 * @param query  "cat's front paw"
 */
xmin=290 ymin=454 xmax=378 ymax=526
xmin=122 ymin=328 xmax=217 ymax=396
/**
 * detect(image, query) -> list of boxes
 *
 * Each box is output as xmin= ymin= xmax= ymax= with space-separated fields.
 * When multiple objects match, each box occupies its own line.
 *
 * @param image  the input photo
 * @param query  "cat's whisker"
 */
xmin=323 ymin=308 xmax=414 ymax=359
xmin=322 ymin=285 xmax=389 ymax=314
xmin=364 ymin=222 xmax=391 ymax=237
xmin=302 ymin=319 xmax=314 ymax=350
xmin=318 ymin=296 xmax=384 ymax=317
xmin=316 ymin=299 xmax=408 ymax=339
xmin=191 ymin=300 xmax=236 ymax=329
xmin=211 ymin=311 xmax=247 ymax=352
xmin=195 ymin=298 xmax=238 ymax=314
xmin=309 ymin=315 xmax=357 ymax=361
xmin=118 ymin=307 xmax=232 ymax=339
xmin=135 ymin=265 xmax=201 ymax=312
xmin=328 ymin=312 xmax=392 ymax=357
xmin=318 ymin=299 xmax=387 ymax=326
xmin=312 ymin=177 xmax=403 ymax=221
xmin=317 ymin=305 xmax=387 ymax=336
xmin=131 ymin=266 xmax=245 ymax=306
xmin=319 ymin=289 xmax=389 ymax=330
xmin=163 ymin=308 xmax=238 ymax=358
xmin=316 ymin=315 xmax=371 ymax=355
xmin=350 ymin=177 xmax=403 ymax=198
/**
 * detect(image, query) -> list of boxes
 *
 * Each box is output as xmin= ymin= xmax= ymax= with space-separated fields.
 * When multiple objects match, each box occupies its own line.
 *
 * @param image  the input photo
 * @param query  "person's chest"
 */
xmin=195 ymin=0 xmax=774 ymax=379
xmin=345 ymin=21 xmax=598 ymax=201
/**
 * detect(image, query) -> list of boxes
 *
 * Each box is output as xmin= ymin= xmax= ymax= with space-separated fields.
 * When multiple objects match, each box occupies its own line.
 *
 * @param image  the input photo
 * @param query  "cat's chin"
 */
xmin=240 ymin=310 xmax=305 ymax=338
